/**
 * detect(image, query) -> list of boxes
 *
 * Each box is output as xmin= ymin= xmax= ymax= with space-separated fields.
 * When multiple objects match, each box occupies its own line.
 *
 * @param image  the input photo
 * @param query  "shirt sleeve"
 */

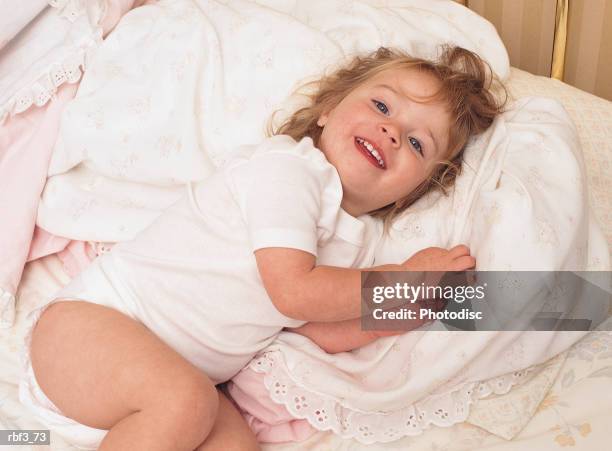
xmin=229 ymin=137 xmax=342 ymax=256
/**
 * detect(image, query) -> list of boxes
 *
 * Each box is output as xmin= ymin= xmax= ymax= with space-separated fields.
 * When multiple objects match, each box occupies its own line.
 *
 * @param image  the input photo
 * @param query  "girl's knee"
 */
xmin=158 ymin=372 xmax=219 ymax=440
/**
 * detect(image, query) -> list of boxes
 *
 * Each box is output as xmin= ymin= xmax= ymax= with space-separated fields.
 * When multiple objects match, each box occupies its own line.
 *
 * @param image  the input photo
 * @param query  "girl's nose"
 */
xmin=380 ymin=125 xmax=401 ymax=148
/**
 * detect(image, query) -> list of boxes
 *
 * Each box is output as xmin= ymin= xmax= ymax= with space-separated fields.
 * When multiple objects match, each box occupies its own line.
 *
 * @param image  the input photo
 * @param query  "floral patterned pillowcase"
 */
xmin=468 ymin=327 xmax=612 ymax=442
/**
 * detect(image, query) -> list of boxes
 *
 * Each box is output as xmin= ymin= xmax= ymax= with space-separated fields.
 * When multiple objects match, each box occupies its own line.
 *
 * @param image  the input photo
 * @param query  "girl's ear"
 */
xmin=317 ymin=112 xmax=329 ymax=127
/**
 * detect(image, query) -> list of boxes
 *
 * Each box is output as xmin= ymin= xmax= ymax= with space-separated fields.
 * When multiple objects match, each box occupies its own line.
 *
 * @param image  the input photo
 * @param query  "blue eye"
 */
xmin=409 ymin=137 xmax=423 ymax=155
xmin=372 ymin=99 xmax=389 ymax=115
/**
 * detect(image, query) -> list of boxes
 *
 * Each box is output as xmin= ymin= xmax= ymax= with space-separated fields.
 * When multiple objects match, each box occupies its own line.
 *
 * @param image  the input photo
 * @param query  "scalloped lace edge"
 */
xmin=0 ymin=286 xmax=16 ymax=328
xmin=0 ymin=0 xmax=107 ymax=124
xmin=249 ymin=351 xmax=536 ymax=445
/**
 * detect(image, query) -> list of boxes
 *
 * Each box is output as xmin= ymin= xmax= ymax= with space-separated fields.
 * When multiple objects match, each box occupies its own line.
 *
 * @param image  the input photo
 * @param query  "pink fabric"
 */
xmin=0 ymin=0 xmax=145 ymax=305
xmin=56 ymin=241 xmax=98 ymax=277
xmin=228 ymin=369 xmax=316 ymax=443
xmin=0 ymin=83 xmax=79 ymax=296
xmin=28 ymin=227 xmax=98 ymax=278
xmin=27 ymin=227 xmax=71 ymax=262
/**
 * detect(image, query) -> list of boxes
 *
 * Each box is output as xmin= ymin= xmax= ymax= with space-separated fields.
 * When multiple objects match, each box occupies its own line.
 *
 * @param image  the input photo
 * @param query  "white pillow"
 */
xmin=375 ymin=96 xmax=609 ymax=271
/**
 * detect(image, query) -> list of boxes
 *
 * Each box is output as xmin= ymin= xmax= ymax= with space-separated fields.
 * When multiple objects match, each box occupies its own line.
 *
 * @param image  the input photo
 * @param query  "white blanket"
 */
xmin=38 ymin=0 xmax=509 ymax=241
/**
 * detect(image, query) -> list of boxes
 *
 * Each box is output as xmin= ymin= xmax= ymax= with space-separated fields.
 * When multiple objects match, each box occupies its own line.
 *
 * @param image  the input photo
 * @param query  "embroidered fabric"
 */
xmin=0 ymin=0 xmax=106 ymax=122
xmin=249 ymin=351 xmax=535 ymax=444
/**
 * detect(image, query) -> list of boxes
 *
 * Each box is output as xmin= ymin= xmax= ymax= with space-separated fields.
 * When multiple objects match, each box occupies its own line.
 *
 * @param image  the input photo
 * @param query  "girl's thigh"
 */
xmin=30 ymin=300 xmax=218 ymax=430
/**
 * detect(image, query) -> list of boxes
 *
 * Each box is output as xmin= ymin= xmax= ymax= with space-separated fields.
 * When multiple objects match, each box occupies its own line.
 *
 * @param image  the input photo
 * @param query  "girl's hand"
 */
xmin=401 ymin=245 xmax=475 ymax=272
xmin=369 ymin=329 xmax=408 ymax=338
xmin=362 ymin=247 xmax=474 ymax=342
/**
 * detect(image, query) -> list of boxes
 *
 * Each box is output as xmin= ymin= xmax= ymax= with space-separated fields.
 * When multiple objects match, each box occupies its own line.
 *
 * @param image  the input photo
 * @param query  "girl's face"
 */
xmin=317 ymin=67 xmax=452 ymax=217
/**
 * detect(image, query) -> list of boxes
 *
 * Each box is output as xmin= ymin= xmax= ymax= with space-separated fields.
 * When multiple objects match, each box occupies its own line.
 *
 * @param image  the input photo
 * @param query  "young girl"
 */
xmin=21 ymin=46 xmax=504 ymax=451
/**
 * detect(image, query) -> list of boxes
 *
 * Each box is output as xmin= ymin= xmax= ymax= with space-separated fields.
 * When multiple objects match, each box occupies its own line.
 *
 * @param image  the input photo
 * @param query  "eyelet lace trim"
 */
xmin=249 ymin=351 xmax=535 ymax=444
xmin=0 ymin=286 xmax=16 ymax=328
xmin=0 ymin=0 xmax=106 ymax=123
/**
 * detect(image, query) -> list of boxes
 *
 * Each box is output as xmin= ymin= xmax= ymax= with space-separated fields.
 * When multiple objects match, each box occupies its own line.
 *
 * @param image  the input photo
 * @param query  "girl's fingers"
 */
xmin=452 ymin=255 xmax=476 ymax=271
xmin=448 ymin=244 xmax=471 ymax=258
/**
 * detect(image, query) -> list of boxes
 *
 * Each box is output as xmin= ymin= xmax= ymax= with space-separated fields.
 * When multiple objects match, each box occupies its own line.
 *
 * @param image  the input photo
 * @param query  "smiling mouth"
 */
xmin=355 ymin=137 xmax=386 ymax=169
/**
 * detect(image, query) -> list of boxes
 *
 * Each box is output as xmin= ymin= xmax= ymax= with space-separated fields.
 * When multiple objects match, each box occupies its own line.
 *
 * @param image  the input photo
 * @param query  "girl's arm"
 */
xmin=286 ymin=296 xmax=441 ymax=353
xmin=286 ymin=319 xmax=414 ymax=354
xmin=255 ymin=247 xmax=397 ymax=322
xmin=255 ymin=245 xmax=474 ymax=323
xmin=286 ymin=319 xmax=379 ymax=354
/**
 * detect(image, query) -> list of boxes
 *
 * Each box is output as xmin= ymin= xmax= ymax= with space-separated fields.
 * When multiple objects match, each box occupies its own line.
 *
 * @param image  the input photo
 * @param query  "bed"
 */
xmin=1 ymin=1 xmax=611 ymax=450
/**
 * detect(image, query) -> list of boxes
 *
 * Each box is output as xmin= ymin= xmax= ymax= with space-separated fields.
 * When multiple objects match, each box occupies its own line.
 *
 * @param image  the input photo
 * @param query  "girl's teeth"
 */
xmin=357 ymin=138 xmax=384 ymax=167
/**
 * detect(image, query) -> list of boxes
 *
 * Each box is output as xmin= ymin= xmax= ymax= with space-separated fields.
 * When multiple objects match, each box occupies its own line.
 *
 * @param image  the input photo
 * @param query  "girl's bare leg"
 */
xmin=30 ymin=301 xmax=219 ymax=451
xmin=194 ymin=391 xmax=260 ymax=451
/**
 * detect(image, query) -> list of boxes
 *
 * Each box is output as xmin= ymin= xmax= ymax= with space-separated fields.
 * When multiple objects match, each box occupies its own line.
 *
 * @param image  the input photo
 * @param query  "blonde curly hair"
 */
xmin=269 ymin=46 xmax=506 ymax=226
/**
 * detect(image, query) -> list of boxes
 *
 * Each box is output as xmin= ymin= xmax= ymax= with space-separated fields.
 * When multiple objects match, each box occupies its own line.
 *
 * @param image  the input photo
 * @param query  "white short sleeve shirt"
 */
xmin=56 ymin=135 xmax=382 ymax=383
